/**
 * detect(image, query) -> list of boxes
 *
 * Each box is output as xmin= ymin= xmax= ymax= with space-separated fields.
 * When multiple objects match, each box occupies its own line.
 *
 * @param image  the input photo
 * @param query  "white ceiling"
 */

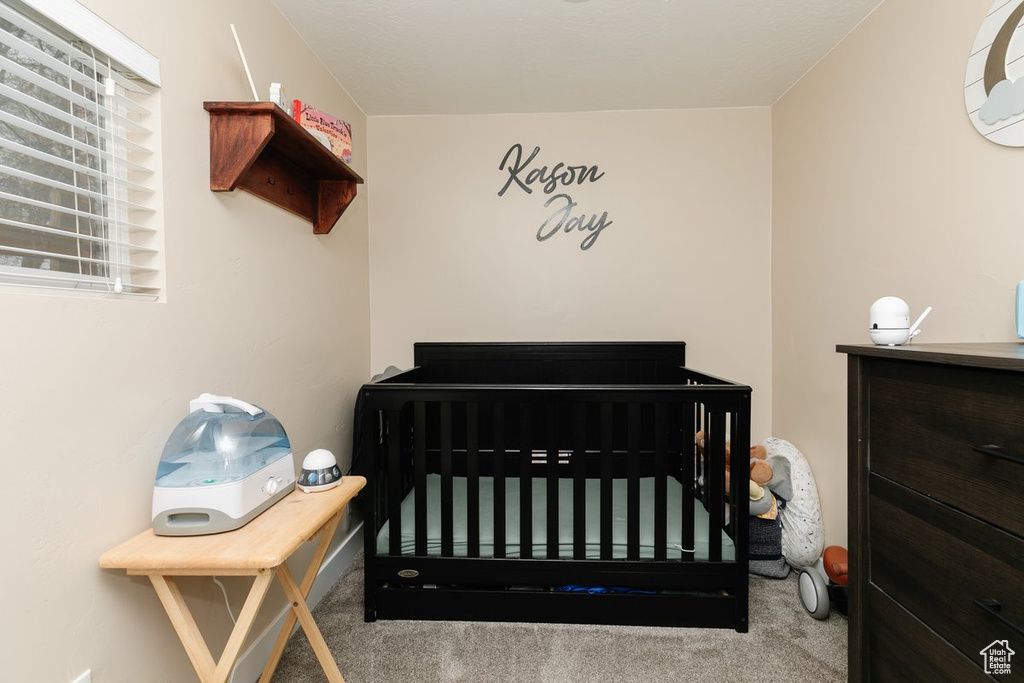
xmin=272 ymin=0 xmax=884 ymax=116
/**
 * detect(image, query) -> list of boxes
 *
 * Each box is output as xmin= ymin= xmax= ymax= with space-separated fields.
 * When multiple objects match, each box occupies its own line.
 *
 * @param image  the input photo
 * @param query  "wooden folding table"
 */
xmin=100 ymin=476 xmax=365 ymax=683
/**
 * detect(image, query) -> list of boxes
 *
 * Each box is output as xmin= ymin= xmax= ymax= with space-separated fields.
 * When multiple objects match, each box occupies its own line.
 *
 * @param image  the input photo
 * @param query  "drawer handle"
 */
xmin=974 ymin=598 xmax=1024 ymax=636
xmin=972 ymin=444 xmax=1024 ymax=466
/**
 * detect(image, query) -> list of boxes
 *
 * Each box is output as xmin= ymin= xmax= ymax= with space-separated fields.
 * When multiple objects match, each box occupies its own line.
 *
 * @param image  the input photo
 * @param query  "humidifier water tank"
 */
xmin=151 ymin=394 xmax=295 ymax=536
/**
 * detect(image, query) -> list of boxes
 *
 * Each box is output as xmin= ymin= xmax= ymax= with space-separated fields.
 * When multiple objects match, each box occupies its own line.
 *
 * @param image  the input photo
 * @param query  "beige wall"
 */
xmin=772 ymin=0 xmax=1021 ymax=547
xmin=367 ymin=109 xmax=774 ymax=442
xmin=2 ymin=1 xmax=369 ymax=680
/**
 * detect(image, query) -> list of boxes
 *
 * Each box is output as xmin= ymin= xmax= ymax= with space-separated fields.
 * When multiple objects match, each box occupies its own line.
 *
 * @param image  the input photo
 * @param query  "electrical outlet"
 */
xmin=70 ymin=670 xmax=91 ymax=683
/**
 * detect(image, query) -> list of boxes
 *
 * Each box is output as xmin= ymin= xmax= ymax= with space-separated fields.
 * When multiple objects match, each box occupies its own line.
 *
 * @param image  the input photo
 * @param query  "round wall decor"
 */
xmin=966 ymin=0 xmax=1024 ymax=146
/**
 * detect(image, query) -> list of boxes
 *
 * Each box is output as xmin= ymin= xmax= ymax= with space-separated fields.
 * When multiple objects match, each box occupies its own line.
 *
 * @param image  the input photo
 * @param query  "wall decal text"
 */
xmin=497 ymin=143 xmax=613 ymax=250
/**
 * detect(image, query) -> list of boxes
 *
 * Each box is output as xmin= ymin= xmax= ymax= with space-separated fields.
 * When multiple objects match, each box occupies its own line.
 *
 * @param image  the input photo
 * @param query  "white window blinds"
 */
xmin=0 ymin=1 xmax=159 ymax=297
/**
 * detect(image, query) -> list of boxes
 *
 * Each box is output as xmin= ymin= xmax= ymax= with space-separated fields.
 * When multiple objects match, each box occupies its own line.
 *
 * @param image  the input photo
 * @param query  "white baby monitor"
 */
xmin=869 ymin=297 xmax=931 ymax=346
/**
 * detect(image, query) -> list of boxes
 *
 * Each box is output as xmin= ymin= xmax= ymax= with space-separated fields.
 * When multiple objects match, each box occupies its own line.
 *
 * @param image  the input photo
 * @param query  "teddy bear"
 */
xmin=695 ymin=431 xmax=774 ymax=497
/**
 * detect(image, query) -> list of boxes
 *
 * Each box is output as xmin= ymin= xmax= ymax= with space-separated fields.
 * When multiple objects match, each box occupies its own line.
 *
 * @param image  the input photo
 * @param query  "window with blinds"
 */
xmin=0 ymin=1 xmax=159 ymax=297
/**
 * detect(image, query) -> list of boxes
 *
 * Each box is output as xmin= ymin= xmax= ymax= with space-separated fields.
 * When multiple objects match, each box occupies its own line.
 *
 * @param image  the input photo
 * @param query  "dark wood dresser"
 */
xmin=838 ymin=343 xmax=1024 ymax=682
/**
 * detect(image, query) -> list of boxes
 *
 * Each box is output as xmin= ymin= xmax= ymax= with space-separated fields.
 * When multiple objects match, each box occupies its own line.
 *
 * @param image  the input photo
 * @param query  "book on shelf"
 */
xmin=292 ymin=99 xmax=352 ymax=164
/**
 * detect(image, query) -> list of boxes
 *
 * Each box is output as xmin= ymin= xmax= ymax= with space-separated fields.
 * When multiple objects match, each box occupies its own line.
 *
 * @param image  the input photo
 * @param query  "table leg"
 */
xmin=150 ymin=571 xmax=275 ymax=683
xmin=149 ymin=575 xmax=216 ymax=681
xmin=213 ymin=570 xmax=276 ymax=682
xmin=260 ymin=511 xmax=344 ymax=682
xmin=277 ymin=562 xmax=345 ymax=683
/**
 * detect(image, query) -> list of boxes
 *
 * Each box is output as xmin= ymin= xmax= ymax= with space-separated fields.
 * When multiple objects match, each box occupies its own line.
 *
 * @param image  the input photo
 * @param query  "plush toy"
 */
xmin=748 ymin=480 xmax=774 ymax=516
xmin=695 ymin=431 xmax=792 ymax=579
xmin=750 ymin=445 xmax=773 ymax=487
xmin=695 ymin=431 xmax=774 ymax=494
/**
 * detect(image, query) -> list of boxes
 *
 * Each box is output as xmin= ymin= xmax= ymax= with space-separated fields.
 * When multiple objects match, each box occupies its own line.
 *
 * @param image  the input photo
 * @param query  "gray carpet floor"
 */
xmin=272 ymin=555 xmax=847 ymax=682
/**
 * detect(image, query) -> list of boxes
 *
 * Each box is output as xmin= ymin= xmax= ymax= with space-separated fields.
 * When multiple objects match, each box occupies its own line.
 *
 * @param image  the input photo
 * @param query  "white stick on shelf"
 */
xmin=230 ymin=23 xmax=259 ymax=101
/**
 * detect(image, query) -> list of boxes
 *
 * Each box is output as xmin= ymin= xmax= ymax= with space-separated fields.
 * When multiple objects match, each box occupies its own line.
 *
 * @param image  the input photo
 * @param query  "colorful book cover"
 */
xmin=292 ymin=99 xmax=352 ymax=164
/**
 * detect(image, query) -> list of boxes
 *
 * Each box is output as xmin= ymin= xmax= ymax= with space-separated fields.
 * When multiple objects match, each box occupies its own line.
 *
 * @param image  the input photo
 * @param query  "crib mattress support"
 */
xmin=373 ymin=587 xmax=745 ymax=630
xmin=371 ymin=555 xmax=747 ymax=590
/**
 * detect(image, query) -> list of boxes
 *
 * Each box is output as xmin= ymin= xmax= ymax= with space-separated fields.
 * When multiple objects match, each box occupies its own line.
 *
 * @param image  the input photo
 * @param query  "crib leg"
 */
xmin=736 ymin=595 xmax=749 ymax=633
xmin=365 ymin=597 xmax=377 ymax=622
xmin=362 ymin=552 xmax=377 ymax=622
xmin=364 ymin=570 xmax=377 ymax=622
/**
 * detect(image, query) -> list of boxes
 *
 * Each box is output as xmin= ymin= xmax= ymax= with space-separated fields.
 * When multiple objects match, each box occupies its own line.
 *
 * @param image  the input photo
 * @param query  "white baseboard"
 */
xmin=229 ymin=513 xmax=363 ymax=683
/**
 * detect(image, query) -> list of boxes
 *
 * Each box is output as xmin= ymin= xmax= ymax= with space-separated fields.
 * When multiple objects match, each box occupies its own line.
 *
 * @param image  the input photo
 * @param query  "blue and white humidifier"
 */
xmin=151 ymin=394 xmax=295 ymax=536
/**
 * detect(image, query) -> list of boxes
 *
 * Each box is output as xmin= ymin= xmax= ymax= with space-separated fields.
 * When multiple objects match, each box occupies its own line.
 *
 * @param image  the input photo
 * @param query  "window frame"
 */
xmin=16 ymin=0 xmax=159 ymax=86
xmin=0 ymin=0 xmax=161 ymax=299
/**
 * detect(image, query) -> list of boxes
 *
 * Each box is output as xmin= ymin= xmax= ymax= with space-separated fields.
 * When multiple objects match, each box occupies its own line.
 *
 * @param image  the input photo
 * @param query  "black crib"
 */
xmin=355 ymin=342 xmax=752 ymax=631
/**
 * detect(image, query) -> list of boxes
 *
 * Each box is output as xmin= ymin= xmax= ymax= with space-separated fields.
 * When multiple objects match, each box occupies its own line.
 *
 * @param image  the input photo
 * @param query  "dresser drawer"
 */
xmin=869 ymin=358 xmax=1024 ymax=538
xmin=869 ymin=586 xmax=992 ymax=682
xmin=870 ymin=475 xmax=1024 ymax=672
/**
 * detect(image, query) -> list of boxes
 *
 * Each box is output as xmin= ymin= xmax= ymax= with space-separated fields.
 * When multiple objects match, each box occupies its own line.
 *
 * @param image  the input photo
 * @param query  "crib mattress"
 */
xmin=377 ymin=474 xmax=735 ymax=561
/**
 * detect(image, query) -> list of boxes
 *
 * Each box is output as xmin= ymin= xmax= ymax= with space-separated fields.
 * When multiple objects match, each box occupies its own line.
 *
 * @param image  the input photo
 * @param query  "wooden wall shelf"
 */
xmin=204 ymin=101 xmax=364 ymax=234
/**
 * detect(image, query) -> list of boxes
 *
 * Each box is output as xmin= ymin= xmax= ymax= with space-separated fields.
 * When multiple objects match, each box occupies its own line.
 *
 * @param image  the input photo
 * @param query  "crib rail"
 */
xmin=412 ymin=341 xmax=689 ymax=385
xmin=360 ymin=384 xmax=749 ymax=566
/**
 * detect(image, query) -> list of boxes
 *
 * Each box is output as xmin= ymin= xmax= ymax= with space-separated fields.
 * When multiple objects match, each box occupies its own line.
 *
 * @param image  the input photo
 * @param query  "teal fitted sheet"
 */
xmin=377 ymin=474 xmax=734 ymax=561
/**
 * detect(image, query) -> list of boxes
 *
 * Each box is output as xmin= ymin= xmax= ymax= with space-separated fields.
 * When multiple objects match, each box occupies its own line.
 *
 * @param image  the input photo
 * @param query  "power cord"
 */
xmin=212 ymin=577 xmax=237 ymax=624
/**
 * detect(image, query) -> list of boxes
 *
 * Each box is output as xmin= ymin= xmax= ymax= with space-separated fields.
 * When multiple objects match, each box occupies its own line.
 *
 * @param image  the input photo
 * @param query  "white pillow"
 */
xmin=762 ymin=437 xmax=825 ymax=568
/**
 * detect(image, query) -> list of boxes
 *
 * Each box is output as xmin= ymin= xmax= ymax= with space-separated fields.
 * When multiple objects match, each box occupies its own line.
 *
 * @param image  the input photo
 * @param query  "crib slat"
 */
xmin=681 ymin=403 xmax=695 ymax=561
xmin=627 ymin=402 xmax=640 ymax=561
xmin=701 ymin=404 xmax=712 ymax=550
xmin=493 ymin=403 xmax=506 ymax=559
xmin=700 ymin=404 xmax=708 ymax=505
xmin=519 ymin=403 xmax=533 ymax=560
xmin=572 ymin=402 xmax=587 ymax=560
xmin=683 ymin=397 xmax=695 ymax=476
xmin=726 ymin=410 xmax=736 ymax=538
xmin=708 ymin=409 xmax=726 ymax=562
xmin=732 ymin=394 xmax=751 ymax=630
xmin=654 ymin=402 xmax=667 ymax=561
xmin=701 ymin=404 xmax=711 ymax=510
xmin=441 ymin=402 xmax=454 ymax=557
xmin=414 ymin=402 xmax=427 ymax=556
xmin=546 ymin=402 xmax=559 ymax=559
xmin=730 ymin=408 xmax=749 ymax=544
xmin=387 ymin=409 xmax=403 ymax=556
xmin=467 ymin=402 xmax=480 ymax=559
xmin=600 ymin=402 xmax=613 ymax=560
